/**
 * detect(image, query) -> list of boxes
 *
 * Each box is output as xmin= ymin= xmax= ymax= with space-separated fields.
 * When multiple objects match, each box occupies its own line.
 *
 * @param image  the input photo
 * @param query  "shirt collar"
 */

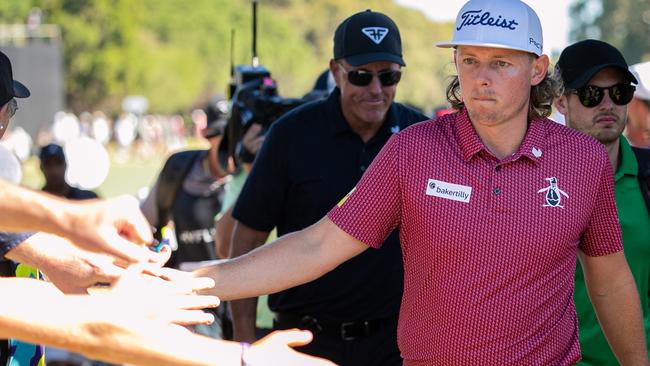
xmin=454 ymin=108 xmax=545 ymax=166
xmin=615 ymin=136 xmax=637 ymax=181
xmin=455 ymin=108 xmax=485 ymax=161
xmin=516 ymin=117 xmax=547 ymax=166
xmin=328 ymin=88 xmax=351 ymax=135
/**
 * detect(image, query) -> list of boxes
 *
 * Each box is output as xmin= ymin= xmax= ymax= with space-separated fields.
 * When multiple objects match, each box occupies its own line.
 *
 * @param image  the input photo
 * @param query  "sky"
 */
xmin=395 ymin=0 xmax=572 ymax=56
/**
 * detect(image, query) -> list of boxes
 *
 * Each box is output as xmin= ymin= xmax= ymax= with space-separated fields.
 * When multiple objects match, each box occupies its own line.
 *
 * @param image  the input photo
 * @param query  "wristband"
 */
xmin=240 ymin=342 xmax=252 ymax=366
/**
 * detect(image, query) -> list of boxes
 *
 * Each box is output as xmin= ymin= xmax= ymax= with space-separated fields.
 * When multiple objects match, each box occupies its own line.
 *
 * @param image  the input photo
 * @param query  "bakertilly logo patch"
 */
xmin=425 ymin=179 xmax=472 ymax=203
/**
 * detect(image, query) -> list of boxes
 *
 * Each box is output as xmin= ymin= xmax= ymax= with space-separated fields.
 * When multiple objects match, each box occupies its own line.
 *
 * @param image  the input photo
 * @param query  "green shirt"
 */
xmin=575 ymin=137 xmax=650 ymax=365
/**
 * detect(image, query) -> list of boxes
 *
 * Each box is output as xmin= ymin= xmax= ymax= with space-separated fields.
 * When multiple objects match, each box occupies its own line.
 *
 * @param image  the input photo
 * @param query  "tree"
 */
xmin=570 ymin=0 xmax=650 ymax=64
xmin=2 ymin=0 xmax=457 ymax=114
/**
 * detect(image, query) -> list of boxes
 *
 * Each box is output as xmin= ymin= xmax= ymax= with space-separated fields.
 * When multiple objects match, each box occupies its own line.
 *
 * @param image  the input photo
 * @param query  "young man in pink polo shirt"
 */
xmin=197 ymin=0 xmax=649 ymax=364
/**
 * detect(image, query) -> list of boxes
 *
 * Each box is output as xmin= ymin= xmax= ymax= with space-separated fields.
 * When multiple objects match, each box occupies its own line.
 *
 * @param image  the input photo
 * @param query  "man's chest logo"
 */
xmin=426 ymin=179 xmax=472 ymax=203
xmin=537 ymin=177 xmax=569 ymax=208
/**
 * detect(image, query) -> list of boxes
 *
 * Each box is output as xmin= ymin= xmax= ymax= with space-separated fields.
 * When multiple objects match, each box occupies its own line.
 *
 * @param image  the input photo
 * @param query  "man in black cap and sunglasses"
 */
xmin=0 ymin=49 xmax=46 ymax=366
xmin=554 ymin=39 xmax=650 ymax=365
xmin=226 ymin=9 xmax=427 ymax=366
xmin=0 ymin=52 xmax=29 ymax=135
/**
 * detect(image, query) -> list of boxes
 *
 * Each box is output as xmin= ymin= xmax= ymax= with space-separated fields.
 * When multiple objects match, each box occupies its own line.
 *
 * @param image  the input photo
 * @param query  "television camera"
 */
xmin=216 ymin=1 xmax=307 ymax=172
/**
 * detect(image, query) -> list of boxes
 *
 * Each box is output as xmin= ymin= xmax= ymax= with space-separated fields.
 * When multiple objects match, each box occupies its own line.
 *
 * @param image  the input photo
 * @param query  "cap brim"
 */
xmin=436 ymin=40 xmax=541 ymax=56
xmin=567 ymin=64 xmax=638 ymax=89
xmin=345 ymin=52 xmax=405 ymax=67
xmin=13 ymin=80 xmax=30 ymax=98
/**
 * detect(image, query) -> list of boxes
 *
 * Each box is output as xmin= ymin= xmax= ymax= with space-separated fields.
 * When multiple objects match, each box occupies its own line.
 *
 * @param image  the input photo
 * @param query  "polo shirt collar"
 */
xmin=517 ymin=117 xmax=546 ymax=165
xmin=615 ymin=136 xmax=637 ymax=181
xmin=329 ymin=87 xmax=401 ymax=139
xmin=455 ymin=108 xmax=545 ymax=166
xmin=328 ymin=88 xmax=351 ymax=135
xmin=455 ymin=108 xmax=485 ymax=161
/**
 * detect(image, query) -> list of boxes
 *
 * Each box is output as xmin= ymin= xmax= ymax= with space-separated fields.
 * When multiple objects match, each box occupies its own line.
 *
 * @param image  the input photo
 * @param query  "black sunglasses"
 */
xmin=570 ymin=83 xmax=636 ymax=108
xmin=338 ymin=64 xmax=402 ymax=87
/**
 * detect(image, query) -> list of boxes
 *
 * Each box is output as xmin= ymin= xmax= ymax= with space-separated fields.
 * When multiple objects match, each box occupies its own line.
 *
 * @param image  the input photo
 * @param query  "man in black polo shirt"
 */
xmin=228 ymin=10 xmax=428 ymax=365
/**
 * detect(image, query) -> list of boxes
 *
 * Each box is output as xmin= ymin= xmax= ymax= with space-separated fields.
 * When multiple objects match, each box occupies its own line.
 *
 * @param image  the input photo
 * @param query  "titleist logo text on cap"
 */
xmin=457 ymin=10 xmax=519 ymax=31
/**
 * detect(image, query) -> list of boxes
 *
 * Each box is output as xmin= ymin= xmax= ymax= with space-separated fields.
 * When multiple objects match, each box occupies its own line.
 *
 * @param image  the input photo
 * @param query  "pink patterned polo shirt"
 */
xmin=328 ymin=109 xmax=623 ymax=365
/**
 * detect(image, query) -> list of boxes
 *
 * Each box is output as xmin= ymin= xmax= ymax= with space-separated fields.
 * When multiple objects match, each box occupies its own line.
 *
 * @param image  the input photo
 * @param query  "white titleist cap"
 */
xmin=437 ymin=0 xmax=543 ymax=56
xmin=630 ymin=62 xmax=650 ymax=101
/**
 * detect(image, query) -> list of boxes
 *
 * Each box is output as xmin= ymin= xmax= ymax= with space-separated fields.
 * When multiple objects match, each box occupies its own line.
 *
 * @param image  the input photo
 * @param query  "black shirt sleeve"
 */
xmin=232 ymin=122 xmax=289 ymax=232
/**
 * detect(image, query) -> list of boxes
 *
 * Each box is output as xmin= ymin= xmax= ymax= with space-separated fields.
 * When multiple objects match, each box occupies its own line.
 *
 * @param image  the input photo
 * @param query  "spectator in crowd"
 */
xmin=225 ymin=9 xmax=427 ymax=366
xmin=554 ymin=39 xmax=650 ymax=365
xmin=141 ymin=103 xmax=231 ymax=339
xmin=39 ymin=143 xmax=99 ymax=200
xmin=625 ymin=61 xmax=650 ymax=148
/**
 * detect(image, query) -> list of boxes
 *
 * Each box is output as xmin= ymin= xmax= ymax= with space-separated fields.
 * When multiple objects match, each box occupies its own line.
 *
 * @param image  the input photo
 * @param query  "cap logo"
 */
xmin=529 ymin=37 xmax=542 ymax=51
xmin=361 ymin=27 xmax=389 ymax=44
xmin=457 ymin=9 xmax=519 ymax=31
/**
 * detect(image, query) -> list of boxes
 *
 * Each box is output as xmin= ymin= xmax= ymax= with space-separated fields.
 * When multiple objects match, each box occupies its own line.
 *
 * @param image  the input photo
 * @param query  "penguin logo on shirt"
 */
xmin=537 ymin=177 xmax=569 ymax=208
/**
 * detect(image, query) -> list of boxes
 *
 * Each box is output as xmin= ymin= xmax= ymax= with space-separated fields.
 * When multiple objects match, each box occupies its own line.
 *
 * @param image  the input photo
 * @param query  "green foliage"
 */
xmin=2 ymin=0 xmax=458 ymax=114
xmin=0 ymin=2 xmax=32 ymax=21
xmin=570 ymin=0 xmax=650 ymax=64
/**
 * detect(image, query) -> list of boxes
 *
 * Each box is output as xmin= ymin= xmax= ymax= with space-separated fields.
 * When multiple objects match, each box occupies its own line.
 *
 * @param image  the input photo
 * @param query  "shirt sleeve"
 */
xmin=327 ymin=133 xmax=402 ymax=249
xmin=580 ymin=150 xmax=624 ymax=256
xmin=232 ymin=124 xmax=288 ymax=232
xmin=0 ymin=231 xmax=34 ymax=258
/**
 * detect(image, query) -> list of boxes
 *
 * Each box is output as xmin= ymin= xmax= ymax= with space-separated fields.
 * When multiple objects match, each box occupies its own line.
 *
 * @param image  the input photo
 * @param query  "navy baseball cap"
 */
xmin=333 ymin=10 xmax=405 ymax=66
xmin=0 ymin=51 xmax=30 ymax=106
xmin=39 ymin=143 xmax=66 ymax=162
xmin=556 ymin=39 xmax=637 ymax=89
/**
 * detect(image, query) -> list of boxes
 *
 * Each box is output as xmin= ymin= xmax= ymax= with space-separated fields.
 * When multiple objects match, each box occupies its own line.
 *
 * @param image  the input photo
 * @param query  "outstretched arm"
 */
xmin=5 ymin=233 xmax=125 ymax=294
xmin=579 ymin=250 xmax=650 ymax=366
xmin=195 ymin=217 xmax=368 ymax=301
xmin=0 ymin=267 xmax=222 ymax=366
xmin=228 ymin=221 xmax=271 ymax=342
xmin=0 ymin=273 xmax=335 ymax=366
xmin=0 ymin=179 xmax=156 ymax=263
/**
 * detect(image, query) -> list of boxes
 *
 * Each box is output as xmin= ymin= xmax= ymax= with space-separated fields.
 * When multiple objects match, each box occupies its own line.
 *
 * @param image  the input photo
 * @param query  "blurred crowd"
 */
xmin=0 ymin=108 xmax=210 ymax=164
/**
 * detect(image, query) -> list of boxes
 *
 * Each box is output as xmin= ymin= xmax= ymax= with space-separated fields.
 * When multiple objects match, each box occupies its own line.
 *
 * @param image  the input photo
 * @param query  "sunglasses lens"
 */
xmin=346 ymin=69 xmax=402 ymax=87
xmin=379 ymin=71 xmax=402 ymax=86
xmin=347 ymin=71 xmax=373 ymax=86
xmin=611 ymin=84 xmax=635 ymax=105
xmin=578 ymin=85 xmax=603 ymax=108
xmin=577 ymin=84 xmax=636 ymax=108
